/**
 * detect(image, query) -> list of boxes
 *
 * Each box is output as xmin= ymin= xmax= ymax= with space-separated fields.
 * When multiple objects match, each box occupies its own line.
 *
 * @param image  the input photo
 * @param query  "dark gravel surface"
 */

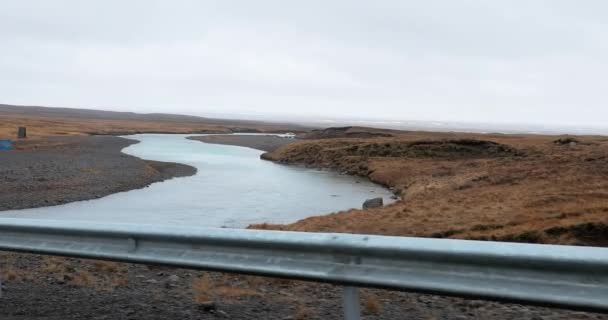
xmin=0 ymin=136 xmax=196 ymax=211
xmin=187 ymin=135 xmax=296 ymax=152
xmin=0 ymin=253 xmax=606 ymax=320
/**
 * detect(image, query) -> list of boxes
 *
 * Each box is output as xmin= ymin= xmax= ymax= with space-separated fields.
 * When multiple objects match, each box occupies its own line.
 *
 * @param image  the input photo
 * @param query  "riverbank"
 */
xmin=255 ymin=129 xmax=608 ymax=247
xmin=187 ymin=134 xmax=296 ymax=152
xmin=0 ymin=136 xmax=196 ymax=211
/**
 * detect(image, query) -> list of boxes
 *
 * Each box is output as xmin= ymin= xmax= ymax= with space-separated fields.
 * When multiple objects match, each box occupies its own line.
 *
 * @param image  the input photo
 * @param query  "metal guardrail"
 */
xmin=0 ymin=218 xmax=607 ymax=319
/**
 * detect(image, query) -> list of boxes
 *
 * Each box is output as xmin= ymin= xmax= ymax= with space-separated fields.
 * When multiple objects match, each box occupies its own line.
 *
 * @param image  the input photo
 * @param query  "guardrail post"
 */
xmin=342 ymin=286 xmax=361 ymax=320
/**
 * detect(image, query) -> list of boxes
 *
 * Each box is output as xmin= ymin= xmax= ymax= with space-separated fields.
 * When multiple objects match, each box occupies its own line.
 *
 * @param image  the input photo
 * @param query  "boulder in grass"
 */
xmin=363 ymin=197 xmax=383 ymax=209
xmin=554 ymin=137 xmax=578 ymax=145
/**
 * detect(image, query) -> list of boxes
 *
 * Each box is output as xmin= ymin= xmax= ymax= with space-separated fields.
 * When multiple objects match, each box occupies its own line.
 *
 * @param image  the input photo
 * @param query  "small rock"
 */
xmin=157 ymin=272 xmax=165 ymax=276
xmin=168 ymin=275 xmax=179 ymax=282
xmin=145 ymin=279 xmax=158 ymax=284
xmin=363 ymin=197 xmax=383 ymax=209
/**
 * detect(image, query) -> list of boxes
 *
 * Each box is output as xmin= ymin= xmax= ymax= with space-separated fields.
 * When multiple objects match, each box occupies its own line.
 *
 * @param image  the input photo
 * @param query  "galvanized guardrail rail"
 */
xmin=0 ymin=218 xmax=607 ymax=319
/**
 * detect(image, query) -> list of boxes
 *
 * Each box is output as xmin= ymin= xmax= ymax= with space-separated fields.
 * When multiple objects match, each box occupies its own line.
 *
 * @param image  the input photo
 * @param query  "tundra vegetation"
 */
xmin=256 ymin=127 xmax=608 ymax=247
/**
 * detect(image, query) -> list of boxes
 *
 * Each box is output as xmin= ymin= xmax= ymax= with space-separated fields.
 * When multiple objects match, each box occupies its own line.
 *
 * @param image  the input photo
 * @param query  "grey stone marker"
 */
xmin=17 ymin=127 xmax=27 ymax=139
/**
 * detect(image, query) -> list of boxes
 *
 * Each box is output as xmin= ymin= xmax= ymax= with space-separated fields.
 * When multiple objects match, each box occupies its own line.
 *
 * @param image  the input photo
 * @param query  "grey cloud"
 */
xmin=1 ymin=0 xmax=607 ymax=127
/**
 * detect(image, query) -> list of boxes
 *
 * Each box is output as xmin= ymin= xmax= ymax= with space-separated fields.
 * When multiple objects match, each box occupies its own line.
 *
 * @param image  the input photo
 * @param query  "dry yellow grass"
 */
xmin=192 ymin=274 xmax=215 ymax=304
xmin=110 ymin=276 xmax=130 ymax=288
xmin=0 ymin=113 xmax=228 ymax=139
xmin=294 ymin=304 xmax=314 ymax=320
xmin=215 ymin=286 xmax=261 ymax=299
xmin=256 ymin=130 xmax=608 ymax=246
xmin=91 ymin=261 xmax=120 ymax=273
xmin=72 ymin=271 xmax=93 ymax=286
xmin=363 ymin=294 xmax=382 ymax=314
xmin=191 ymin=273 xmax=263 ymax=305
xmin=1 ymin=269 xmax=20 ymax=282
xmin=33 ymin=256 xmax=129 ymax=290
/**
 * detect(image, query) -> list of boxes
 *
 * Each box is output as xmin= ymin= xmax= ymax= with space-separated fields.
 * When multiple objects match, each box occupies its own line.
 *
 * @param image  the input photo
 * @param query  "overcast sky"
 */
xmin=1 ymin=1 xmax=607 ymax=126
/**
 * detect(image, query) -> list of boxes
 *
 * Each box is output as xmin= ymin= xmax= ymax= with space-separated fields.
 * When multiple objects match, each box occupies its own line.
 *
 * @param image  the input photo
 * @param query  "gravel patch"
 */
xmin=0 ymin=136 xmax=196 ymax=211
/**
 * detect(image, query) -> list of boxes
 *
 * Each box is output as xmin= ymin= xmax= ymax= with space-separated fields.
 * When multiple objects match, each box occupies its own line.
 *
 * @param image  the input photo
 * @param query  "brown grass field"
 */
xmin=0 ymin=113 xmax=229 ymax=138
xmin=255 ymin=127 xmax=608 ymax=246
xmin=0 ymin=104 xmax=306 ymax=140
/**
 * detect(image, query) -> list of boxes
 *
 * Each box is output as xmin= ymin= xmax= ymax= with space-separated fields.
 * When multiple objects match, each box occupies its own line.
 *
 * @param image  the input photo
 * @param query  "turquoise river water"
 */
xmin=1 ymin=134 xmax=395 ymax=228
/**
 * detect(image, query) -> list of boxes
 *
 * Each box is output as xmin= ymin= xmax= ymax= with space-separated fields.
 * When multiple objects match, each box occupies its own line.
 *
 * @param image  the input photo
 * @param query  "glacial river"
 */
xmin=1 ymin=134 xmax=394 ymax=228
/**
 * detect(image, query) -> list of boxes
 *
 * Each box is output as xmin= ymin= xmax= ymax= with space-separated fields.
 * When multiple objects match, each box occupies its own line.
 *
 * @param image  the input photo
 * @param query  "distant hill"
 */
xmin=0 ymin=104 xmax=311 ymax=138
xmin=0 ymin=104 xmax=295 ymax=126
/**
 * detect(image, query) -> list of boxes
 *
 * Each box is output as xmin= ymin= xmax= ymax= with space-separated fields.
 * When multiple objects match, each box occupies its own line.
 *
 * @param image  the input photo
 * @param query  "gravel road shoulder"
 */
xmin=0 ymin=253 xmax=605 ymax=320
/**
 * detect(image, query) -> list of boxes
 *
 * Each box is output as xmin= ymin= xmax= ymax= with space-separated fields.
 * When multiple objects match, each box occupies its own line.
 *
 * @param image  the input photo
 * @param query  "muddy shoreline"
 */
xmin=0 ymin=135 xmax=196 ymax=211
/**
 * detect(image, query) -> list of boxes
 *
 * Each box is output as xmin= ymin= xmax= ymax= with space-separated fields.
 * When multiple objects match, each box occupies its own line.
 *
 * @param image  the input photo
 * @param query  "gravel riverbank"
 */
xmin=0 ymin=135 xmax=196 ymax=211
